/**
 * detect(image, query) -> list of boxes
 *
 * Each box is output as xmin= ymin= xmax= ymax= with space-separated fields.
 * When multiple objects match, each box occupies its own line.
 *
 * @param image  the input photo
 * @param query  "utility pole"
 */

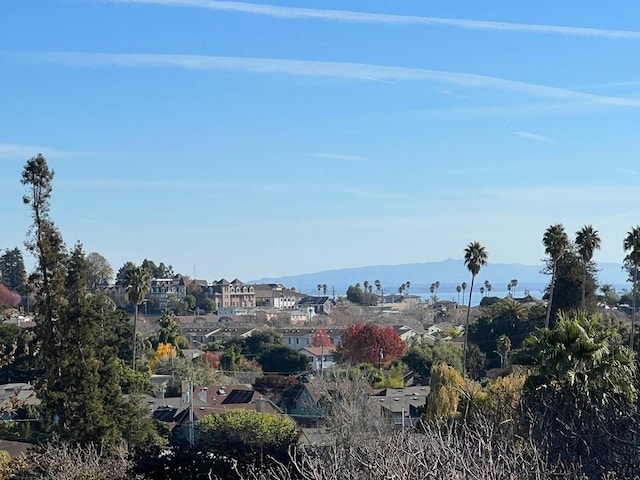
xmin=185 ymin=378 xmax=194 ymax=446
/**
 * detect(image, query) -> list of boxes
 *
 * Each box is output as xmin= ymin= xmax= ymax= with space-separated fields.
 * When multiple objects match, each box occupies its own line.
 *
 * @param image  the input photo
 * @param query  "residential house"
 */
xmin=370 ymin=386 xmax=430 ymax=429
xmin=298 ymin=346 xmax=336 ymax=372
xmin=254 ymin=284 xmax=305 ymax=309
xmin=169 ymin=384 xmax=283 ymax=442
xmin=425 ymin=323 xmax=464 ymax=341
xmin=280 ymin=383 xmax=325 ymax=426
xmin=297 ymin=296 xmax=336 ymax=315
xmin=217 ymin=306 xmax=250 ymax=316
xmin=391 ymin=324 xmax=426 ymax=343
xmin=277 ymin=327 xmax=346 ymax=350
xmin=0 ymin=383 xmax=40 ymax=419
xmin=289 ymin=310 xmax=312 ymax=325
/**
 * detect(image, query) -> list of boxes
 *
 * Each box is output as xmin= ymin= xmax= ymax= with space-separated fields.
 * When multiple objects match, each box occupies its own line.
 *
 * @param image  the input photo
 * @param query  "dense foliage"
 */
xmin=336 ymin=323 xmax=406 ymax=366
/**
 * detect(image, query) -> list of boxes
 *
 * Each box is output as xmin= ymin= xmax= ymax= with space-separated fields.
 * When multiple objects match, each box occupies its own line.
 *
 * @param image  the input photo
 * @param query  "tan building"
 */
xmin=206 ymin=278 xmax=255 ymax=309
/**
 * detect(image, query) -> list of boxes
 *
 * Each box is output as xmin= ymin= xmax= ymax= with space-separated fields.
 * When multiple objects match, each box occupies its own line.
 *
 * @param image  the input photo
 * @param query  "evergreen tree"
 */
xmin=0 ymin=248 xmax=27 ymax=296
xmin=21 ymin=155 xmax=69 ymax=433
xmin=21 ymin=155 xmax=159 ymax=448
xmin=543 ymin=248 xmax=598 ymax=321
xmin=49 ymin=243 xmax=119 ymax=444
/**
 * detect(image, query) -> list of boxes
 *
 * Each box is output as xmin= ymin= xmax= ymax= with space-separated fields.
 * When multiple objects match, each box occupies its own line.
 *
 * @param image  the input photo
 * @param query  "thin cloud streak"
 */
xmin=338 ymin=187 xmax=402 ymax=201
xmin=13 ymin=52 xmax=640 ymax=108
xmin=512 ymin=131 xmax=553 ymax=142
xmin=0 ymin=143 xmax=82 ymax=158
xmin=310 ymin=153 xmax=366 ymax=162
xmin=0 ymin=143 xmax=122 ymax=159
xmin=106 ymin=0 xmax=640 ymax=39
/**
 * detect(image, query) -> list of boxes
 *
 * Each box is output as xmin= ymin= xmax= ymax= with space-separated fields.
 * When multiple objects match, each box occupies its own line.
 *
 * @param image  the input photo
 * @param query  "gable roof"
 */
xmin=298 ymin=346 xmax=336 ymax=357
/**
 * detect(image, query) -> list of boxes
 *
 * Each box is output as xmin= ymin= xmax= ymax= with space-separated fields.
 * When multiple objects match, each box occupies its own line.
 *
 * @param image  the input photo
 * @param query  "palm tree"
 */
xmin=507 ymin=283 xmax=512 ymax=297
xmin=317 ymin=284 xmax=322 ymax=295
xmin=405 ymin=281 xmax=411 ymax=295
xmin=527 ymin=310 xmax=636 ymax=403
xmin=125 ymin=265 xmax=151 ymax=371
xmin=374 ymin=279 xmax=382 ymax=305
xmin=575 ymin=224 xmax=601 ymax=310
xmin=461 ymin=281 xmax=467 ymax=301
xmin=543 ymin=224 xmax=570 ymax=329
xmin=510 ymin=279 xmax=518 ymax=298
xmin=456 ymin=285 xmax=462 ymax=304
xmin=484 ymin=279 xmax=490 ymax=292
xmin=322 ymin=283 xmax=328 ymax=296
xmin=434 ymin=281 xmax=440 ymax=295
xmin=487 ymin=282 xmax=493 ymax=295
xmin=623 ymin=226 xmax=640 ymax=349
xmin=463 ymin=241 xmax=488 ymax=375
xmin=363 ymin=280 xmax=370 ymax=295
xmin=480 ymin=286 xmax=485 ymax=297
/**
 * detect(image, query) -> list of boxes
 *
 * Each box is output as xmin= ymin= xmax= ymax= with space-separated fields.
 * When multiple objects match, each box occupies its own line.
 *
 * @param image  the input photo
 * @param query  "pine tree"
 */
xmin=21 ymin=155 xmax=159 ymax=448
xmin=0 ymin=248 xmax=27 ymax=296
xmin=22 ymin=155 xmax=69 ymax=433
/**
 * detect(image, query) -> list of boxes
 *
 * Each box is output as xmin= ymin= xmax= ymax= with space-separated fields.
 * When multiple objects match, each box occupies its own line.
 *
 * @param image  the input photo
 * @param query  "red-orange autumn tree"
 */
xmin=0 ymin=283 xmax=21 ymax=308
xmin=336 ymin=323 xmax=406 ymax=366
xmin=201 ymin=351 xmax=221 ymax=370
xmin=312 ymin=328 xmax=332 ymax=347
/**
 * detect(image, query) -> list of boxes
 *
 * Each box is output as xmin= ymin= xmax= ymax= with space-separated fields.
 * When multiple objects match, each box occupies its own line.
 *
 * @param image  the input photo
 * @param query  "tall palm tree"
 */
xmin=510 ymin=279 xmax=518 ymax=298
xmin=374 ymin=279 xmax=382 ymax=305
xmin=405 ymin=281 xmax=411 ymax=294
xmin=575 ymin=224 xmax=601 ymax=311
xmin=461 ymin=281 xmax=467 ymax=301
xmin=484 ymin=279 xmax=490 ymax=292
xmin=363 ymin=280 xmax=370 ymax=295
xmin=463 ymin=241 xmax=488 ymax=375
xmin=543 ymin=224 xmax=570 ymax=329
xmin=125 ymin=265 xmax=151 ymax=371
xmin=623 ymin=226 xmax=640 ymax=349
xmin=456 ymin=285 xmax=462 ymax=304
xmin=322 ymin=283 xmax=328 ymax=296
xmin=434 ymin=281 xmax=440 ymax=295
xmin=317 ymin=284 xmax=322 ymax=295
xmin=487 ymin=282 xmax=493 ymax=295
xmin=507 ymin=283 xmax=512 ymax=297
xmin=480 ymin=286 xmax=485 ymax=297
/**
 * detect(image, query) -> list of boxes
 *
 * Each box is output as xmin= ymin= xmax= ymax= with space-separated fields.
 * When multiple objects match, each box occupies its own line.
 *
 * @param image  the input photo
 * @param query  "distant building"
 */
xmin=297 ymin=296 xmax=336 ymax=315
xmin=206 ymin=279 xmax=256 ymax=309
xmin=298 ymin=346 xmax=336 ymax=372
xmin=277 ymin=327 xmax=346 ymax=349
xmin=147 ymin=276 xmax=187 ymax=310
xmin=254 ymin=283 xmax=305 ymax=309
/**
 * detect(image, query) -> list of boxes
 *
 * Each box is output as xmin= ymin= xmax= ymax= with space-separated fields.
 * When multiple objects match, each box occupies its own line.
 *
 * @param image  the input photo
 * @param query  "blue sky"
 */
xmin=2 ymin=0 xmax=640 ymax=281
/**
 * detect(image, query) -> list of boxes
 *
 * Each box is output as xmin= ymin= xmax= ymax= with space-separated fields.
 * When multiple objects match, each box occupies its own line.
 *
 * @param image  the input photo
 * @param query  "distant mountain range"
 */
xmin=250 ymin=259 xmax=630 ymax=298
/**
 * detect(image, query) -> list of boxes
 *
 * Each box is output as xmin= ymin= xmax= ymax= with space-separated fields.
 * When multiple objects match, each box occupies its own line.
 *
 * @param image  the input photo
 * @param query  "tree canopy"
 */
xmin=336 ymin=323 xmax=406 ymax=366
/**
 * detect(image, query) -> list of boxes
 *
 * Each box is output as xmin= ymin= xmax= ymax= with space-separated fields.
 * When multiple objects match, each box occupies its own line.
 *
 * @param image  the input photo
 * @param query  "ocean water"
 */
xmin=407 ymin=282 xmax=630 ymax=307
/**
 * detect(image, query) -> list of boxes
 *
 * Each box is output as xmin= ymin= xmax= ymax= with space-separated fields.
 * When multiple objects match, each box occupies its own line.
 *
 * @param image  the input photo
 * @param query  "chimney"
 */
xmin=256 ymin=397 xmax=266 ymax=413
